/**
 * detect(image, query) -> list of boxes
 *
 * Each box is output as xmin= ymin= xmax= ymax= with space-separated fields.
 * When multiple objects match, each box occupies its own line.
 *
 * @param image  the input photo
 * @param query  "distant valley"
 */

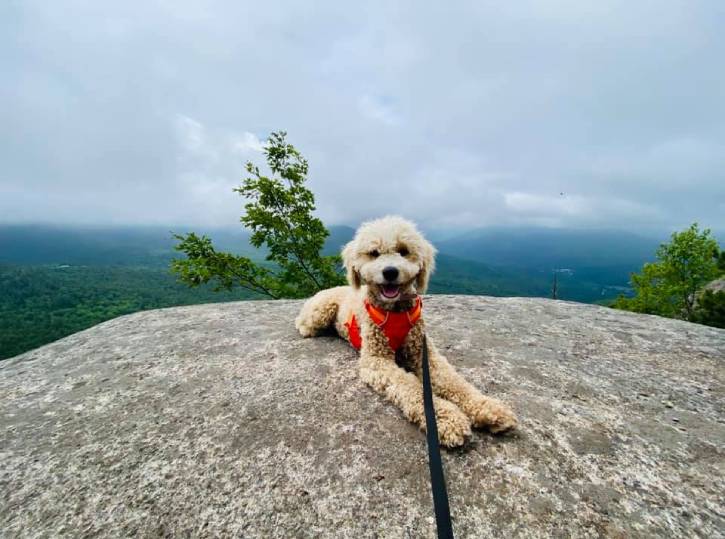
xmin=0 ymin=223 xmax=672 ymax=359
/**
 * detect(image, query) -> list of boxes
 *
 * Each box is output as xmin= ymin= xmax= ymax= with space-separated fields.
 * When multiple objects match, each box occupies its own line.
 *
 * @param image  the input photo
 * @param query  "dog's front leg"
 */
xmin=359 ymin=349 xmax=472 ymax=447
xmin=425 ymin=338 xmax=518 ymax=433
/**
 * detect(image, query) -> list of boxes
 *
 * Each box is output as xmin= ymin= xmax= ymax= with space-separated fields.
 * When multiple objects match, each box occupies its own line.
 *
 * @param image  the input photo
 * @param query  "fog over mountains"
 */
xmin=1 ymin=223 xmax=662 ymax=270
xmin=0 ymin=223 xmax=683 ymax=303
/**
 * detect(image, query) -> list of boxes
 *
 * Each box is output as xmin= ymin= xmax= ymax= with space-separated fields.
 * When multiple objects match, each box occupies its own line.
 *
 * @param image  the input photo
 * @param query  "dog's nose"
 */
xmin=382 ymin=266 xmax=399 ymax=282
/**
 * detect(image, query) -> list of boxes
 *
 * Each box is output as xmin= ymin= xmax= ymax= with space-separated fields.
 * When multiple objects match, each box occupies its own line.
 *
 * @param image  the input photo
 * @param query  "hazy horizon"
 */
xmin=2 ymin=220 xmax=724 ymax=241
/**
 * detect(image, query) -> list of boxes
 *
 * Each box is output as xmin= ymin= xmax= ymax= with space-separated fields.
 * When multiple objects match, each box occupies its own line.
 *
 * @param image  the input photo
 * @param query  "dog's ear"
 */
xmin=415 ymin=238 xmax=437 ymax=294
xmin=341 ymin=240 xmax=361 ymax=288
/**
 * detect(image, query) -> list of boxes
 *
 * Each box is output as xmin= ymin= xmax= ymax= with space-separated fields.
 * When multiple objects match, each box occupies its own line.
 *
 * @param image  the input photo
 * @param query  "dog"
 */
xmin=295 ymin=216 xmax=517 ymax=447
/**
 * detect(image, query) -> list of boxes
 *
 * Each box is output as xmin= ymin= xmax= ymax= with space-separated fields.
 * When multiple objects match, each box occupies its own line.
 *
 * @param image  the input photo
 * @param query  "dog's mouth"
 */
xmin=380 ymin=284 xmax=401 ymax=299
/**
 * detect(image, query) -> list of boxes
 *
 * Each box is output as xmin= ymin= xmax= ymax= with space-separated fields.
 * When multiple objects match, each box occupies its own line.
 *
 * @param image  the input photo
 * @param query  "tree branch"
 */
xmin=226 ymin=265 xmax=280 ymax=299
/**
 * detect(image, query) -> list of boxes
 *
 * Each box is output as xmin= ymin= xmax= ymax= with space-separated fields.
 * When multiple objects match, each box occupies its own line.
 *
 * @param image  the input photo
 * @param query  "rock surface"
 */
xmin=704 ymin=277 xmax=725 ymax=294
xmin=1 ymin=296 xmax=724 ymax=538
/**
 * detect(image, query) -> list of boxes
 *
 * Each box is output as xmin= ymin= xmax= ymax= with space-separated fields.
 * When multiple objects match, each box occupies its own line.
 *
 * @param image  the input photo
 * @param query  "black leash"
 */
xmin=421 ymin=334 xmax=454 ymax=539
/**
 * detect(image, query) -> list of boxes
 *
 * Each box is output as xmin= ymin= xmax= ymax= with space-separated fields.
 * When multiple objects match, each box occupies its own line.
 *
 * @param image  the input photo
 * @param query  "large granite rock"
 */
xmin=1 ymin=296 xmax=723 ymax=538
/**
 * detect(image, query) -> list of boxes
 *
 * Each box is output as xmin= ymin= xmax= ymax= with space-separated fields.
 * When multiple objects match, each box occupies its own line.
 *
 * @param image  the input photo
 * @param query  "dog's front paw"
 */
xmin=433 ymin=399 xmax=472 ymax=448
xmin=469 ymin=398 xmax=518 ymax=433
xmin=294 ymin=315 xmax=315 ymax=337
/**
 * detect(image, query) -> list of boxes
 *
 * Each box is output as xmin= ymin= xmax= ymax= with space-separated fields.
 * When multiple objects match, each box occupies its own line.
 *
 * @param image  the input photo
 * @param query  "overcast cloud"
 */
xmin=2 ymin=1 xmax=724 ymax=232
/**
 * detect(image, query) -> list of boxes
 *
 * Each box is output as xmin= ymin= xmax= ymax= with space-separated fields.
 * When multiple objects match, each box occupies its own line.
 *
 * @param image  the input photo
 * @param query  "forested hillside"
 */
xmin=0 ymin=265 xmax=257 ymax=360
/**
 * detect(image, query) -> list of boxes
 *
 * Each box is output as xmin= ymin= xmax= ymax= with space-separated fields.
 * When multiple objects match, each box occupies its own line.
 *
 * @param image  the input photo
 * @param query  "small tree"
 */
xmin=716 ymin=248 xmax=725 ymax=273
xmin=172 ymin=131 xmax=345 ymax=299
xmin=692 ymin=289 xmax=725 ymax=329
xmin=690 ymin=246 xmax=725 ymax=328
xmin=613 ymin=223 xmax=720 ymax=321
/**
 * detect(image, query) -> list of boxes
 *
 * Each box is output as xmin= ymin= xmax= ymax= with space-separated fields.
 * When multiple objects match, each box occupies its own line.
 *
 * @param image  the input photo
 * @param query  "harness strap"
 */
xmin=421 ymin=335 xmax=454 ymax=539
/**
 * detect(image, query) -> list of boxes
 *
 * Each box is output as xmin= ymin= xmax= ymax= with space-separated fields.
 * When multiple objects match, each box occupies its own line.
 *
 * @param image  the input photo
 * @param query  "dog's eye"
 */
xmin=368 ymin=250 xmax=380 ymax=258
xmin=398 ymin=247 xmax=409 ymax=257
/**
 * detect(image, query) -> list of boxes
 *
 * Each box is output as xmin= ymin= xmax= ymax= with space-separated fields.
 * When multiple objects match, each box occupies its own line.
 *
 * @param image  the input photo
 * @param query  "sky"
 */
xmin=2 ymin=1 xmax=724 ymax=233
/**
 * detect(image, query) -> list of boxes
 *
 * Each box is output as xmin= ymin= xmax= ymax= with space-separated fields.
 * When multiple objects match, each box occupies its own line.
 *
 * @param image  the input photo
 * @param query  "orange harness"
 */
xmin=344 ymin=296 xmax=422 ymax=352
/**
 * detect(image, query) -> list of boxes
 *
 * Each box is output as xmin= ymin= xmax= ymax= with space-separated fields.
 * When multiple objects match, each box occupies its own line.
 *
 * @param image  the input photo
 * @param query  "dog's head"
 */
xmin=341 ymin=216 xmax=436 ymax=306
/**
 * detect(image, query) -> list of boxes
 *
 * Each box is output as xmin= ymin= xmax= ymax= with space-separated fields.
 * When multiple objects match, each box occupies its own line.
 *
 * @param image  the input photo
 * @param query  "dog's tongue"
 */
xmin=382 ymin=284 xmax=400 ymax=298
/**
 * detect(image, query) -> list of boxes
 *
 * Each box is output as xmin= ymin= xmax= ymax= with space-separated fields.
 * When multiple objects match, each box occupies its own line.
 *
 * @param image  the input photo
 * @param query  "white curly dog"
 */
xmin=295 ymin=216 xmax=517 ymax=447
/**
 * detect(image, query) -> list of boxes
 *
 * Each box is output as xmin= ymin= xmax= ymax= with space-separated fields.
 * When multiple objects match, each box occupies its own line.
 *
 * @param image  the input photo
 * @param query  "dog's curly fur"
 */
xmin=295 ymin=216 xmax=517 ymax=447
